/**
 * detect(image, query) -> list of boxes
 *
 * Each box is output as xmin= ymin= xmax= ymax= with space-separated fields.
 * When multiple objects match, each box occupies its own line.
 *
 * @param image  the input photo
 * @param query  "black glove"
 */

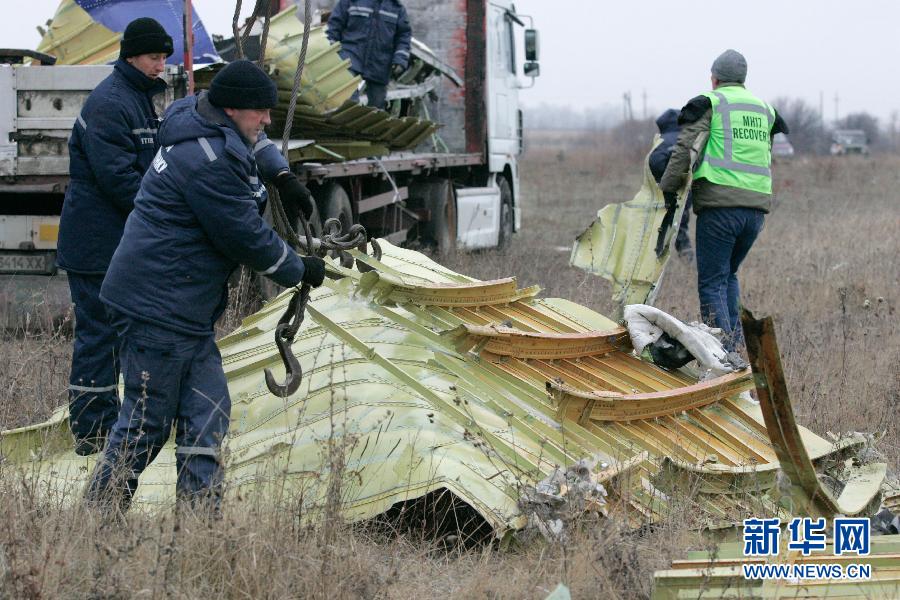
xmin=663 ymin=191 xmax=678 ymax=210
xmin=391 ymin=63 xmax=405 ymax=79
xmin=275 ymin=172 xmax=315 ymax=222
xmin=300 ymin=256 xmax=326 ymax=287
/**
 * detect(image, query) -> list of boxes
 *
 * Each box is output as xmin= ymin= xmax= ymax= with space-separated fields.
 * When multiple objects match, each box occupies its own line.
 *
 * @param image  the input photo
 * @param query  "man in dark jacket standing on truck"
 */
xmin=327 ymin=0 xmax=412 ymax=109
xmin=660 ymin=50 xmax=788 ymax=352
xmin=85 ymin=60 xmax=324 ymax=514
xmin=57 ymin=18 xmax=174 ymax=456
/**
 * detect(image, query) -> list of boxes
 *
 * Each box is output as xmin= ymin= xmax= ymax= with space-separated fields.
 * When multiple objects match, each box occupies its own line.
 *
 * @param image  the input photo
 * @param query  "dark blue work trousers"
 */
xmin=366 ymin=80 xmax=388 ymax=109
xmin=695 ymin=207 xmax=765 ymax=351
xmin=350 ymin=70 xmax=388 ymax=110
xmin=85 ymin=314 xmax=230 ymax=512
xmin=67 ymin=273 xmax=120 ymax=452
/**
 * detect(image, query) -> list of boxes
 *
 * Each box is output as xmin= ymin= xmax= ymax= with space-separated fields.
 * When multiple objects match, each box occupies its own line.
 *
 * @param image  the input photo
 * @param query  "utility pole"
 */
xmin=642 ymin=89 xmax=647 ymax=120
xmin=184 ymin=0 xmax=194 ymax=95
xmin=833 ymin=92 xmax=839 ymax=125
xmin=623 ymin=91 xmax=633 ymax=122
xmin=819 ymin=90 xmax=824 ymax=122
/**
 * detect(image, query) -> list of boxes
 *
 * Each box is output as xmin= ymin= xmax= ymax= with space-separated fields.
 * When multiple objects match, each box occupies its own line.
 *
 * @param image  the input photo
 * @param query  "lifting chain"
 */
xmin=261 ymin=0 xmax=382 ymax=397
xmin=262 ymin=217 xmax=382 ymax=397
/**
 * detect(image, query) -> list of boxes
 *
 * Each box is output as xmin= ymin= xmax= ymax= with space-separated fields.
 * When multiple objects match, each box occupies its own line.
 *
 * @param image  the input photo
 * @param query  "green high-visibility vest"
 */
xmin=694 ymin=85 xmax=775 ymax=195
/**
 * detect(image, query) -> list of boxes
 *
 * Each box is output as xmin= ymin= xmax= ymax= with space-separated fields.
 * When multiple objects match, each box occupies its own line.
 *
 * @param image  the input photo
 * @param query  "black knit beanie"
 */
xmin=120 ymin=18 xmax=174 ymax=59
xmin=208 ymin=60 xmax=279 ymax=109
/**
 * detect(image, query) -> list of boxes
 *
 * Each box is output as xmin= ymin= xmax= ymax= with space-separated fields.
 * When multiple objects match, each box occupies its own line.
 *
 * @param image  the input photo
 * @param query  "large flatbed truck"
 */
xmin=0 ymin=0 xmax=540 ymax=327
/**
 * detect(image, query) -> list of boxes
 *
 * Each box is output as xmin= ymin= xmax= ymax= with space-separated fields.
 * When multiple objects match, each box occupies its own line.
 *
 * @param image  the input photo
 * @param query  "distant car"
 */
xmin=831 ymin=129 xmax=869 ymax=156
xmin=772 ymin=132 xmax=794 ymax=157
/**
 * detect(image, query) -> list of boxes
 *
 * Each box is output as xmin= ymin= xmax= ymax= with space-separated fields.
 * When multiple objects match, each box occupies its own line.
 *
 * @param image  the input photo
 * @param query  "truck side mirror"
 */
xmin=524 ymin=61 xmax=540 ymax=78
xmin=525 ymin=29 xmax=540 ymax=62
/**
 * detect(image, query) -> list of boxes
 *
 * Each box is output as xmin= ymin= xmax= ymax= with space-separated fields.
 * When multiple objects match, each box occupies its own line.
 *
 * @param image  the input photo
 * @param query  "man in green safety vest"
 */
xmin=660 ymin=49 xmax=788 ymax=352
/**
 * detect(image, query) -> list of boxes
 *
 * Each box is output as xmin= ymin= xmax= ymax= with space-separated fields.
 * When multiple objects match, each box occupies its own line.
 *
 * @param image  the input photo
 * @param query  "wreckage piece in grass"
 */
xmin=0 ymin=242 xmax=889 ymax=540
xmin=651 ymin=535 xmax=900 ymax=599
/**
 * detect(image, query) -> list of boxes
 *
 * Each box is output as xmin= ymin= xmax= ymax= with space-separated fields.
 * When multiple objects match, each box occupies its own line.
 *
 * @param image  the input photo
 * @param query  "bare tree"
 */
xmin=771 ymin=96 xmax=828 ymax=155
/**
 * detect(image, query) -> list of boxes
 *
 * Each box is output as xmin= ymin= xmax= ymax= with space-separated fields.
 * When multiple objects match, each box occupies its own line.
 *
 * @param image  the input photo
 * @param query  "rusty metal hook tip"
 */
xmin=356 ymin=238 xmax=383 ymax=273
xmin=264 ymin=322 xmax=303 ymax=397
xmin=264 ymin=287 xmax=309 ymax=397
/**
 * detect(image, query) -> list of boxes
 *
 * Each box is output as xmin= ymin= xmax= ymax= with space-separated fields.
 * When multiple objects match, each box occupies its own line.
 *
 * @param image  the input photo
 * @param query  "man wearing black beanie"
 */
xmin=57 ymin=17 xmax=173 ymax=457
xmin=86 ymin=60 xmax=324 ymax=515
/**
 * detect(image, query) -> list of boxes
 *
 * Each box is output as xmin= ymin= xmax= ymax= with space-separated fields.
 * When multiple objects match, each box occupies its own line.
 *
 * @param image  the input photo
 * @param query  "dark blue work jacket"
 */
xmin=57 ymin=59 xmax=167 ymax=274
xmin=327 ymin=0 xmax=412 ymax=84
xmin=100 ymin=93 xmax=305 ymax=336
xmin=649 ymin=108 xmax=680 ymax=183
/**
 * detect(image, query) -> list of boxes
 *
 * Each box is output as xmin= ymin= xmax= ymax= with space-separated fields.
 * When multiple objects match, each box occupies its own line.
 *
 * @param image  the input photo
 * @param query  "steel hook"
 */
xmin=263 ymin=287 xmax=309 ymax=397
xmin=264 ymin=322 xmax=303 ymax=397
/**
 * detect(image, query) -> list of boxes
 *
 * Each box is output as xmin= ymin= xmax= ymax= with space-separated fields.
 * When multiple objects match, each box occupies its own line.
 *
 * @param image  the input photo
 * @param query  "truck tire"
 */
xmin=497 ymin=176 xmax=514 ymax=249
xmin=418 ymin=178 xmax=456 ymax=256
xmin=320 ymin=182 xmax=354 ymax=233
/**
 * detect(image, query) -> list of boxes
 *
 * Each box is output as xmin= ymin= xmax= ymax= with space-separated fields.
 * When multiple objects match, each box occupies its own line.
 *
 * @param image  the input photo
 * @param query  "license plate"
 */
xmin=0 ymin=252 xmax=55 ymax=274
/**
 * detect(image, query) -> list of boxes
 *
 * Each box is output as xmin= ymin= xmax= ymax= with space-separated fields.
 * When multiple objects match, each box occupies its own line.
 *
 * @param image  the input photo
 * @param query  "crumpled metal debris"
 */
xmin=519 ymin=457 xmax=608 ymax=541
xmin=0 ymin=242 xmax=892 ymax=541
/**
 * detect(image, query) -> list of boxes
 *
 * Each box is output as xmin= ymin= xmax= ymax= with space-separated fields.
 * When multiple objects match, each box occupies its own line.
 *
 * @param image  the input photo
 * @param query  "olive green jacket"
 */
xmin=660 ymin=85 xmax=779 ymax=213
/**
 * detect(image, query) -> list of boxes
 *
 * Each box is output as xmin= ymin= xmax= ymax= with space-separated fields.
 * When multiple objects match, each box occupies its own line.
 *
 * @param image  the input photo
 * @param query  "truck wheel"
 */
xmin=421 ymin=179 xmax=457 ymax=255
xmin=320 ymin=182 xmax=354 ymax=233
xmin=497 ymin=176 xmax=514 ymax=249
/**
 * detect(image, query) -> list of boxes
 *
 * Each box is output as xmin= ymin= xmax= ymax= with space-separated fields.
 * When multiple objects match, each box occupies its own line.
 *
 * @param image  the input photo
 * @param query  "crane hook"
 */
xmin=263 ymin=286 xmax=309 ymax=397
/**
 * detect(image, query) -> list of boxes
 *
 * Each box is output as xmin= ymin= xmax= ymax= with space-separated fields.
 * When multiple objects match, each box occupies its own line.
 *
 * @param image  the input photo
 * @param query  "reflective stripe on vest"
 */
xmin=695 ymin=87 xmax=774 ymax=194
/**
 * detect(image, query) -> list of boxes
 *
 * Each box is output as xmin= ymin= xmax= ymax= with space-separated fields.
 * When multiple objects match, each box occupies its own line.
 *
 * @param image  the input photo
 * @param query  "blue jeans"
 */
xmin=67 ymin=273 xmax=120 ymax=453
xmin=85 ymin=314 xmax=230 ymax=513
xmin=695 ymin=207 xmax=765 ymax=351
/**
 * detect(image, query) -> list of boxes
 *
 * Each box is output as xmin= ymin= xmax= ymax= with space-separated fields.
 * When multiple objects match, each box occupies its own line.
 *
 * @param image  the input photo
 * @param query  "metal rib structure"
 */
xmin=652 ymin=536 xmax=900 ymax=599
xmin=0 ymin=242 xmax=888 ymax=538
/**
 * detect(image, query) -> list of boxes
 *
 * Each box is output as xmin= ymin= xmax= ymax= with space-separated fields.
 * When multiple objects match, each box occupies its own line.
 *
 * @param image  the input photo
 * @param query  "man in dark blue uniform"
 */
xmin=57 ymin=18 xmax=174 ymax=456
xmin=649 ymin=108 xmax=694 ymax=261
xmin=85 ymin=60 xmax=324 ymax=513
xmin=327 ymin=0 xmax=412 ymax=109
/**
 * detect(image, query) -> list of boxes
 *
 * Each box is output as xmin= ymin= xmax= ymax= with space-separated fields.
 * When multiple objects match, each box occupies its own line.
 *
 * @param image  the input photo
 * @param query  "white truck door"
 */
xmin=486 ymin=3 xmax=519 ymax=171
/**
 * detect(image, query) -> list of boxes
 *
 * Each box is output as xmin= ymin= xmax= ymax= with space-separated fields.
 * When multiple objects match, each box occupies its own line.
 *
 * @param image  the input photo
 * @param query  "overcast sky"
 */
xmin=4 ymin=0 xmax=897 ymax=124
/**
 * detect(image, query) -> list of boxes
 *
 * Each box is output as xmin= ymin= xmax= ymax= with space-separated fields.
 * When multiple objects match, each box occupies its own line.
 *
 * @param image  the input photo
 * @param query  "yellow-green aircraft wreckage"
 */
xmin=2 ymin=1 xmax=898 ymax=597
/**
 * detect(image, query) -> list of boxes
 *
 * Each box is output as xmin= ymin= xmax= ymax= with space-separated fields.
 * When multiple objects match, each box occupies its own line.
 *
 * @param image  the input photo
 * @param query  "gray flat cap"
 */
xmin=711 ymin=49 xmax=747 ymax=83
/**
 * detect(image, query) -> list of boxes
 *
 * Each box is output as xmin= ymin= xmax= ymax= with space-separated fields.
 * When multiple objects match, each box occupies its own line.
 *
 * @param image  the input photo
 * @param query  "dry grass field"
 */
xmin=1 ymin=131 xmax=898 ymax=598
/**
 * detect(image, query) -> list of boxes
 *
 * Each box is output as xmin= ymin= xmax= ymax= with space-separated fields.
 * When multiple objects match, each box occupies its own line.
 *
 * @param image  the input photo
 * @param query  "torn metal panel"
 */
xmin=35 ymin=0 xmax=120 ymax=65
xmin=259 ymin=5 xmax=440 ymax=150
xmin=261 ymin=7 xmax=360 ymax=115
xmin=742 ymin=309 xmax=887 ymax=518
xmin=0 ymin=243 xmax=889 ymax=538
xmin=652 ymin=536 xmax=900 ymax=599
xmin=570 ymin=135 xmax=706 ymax=319
xmin=35 ymin=0 xmax=219 ymax=66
